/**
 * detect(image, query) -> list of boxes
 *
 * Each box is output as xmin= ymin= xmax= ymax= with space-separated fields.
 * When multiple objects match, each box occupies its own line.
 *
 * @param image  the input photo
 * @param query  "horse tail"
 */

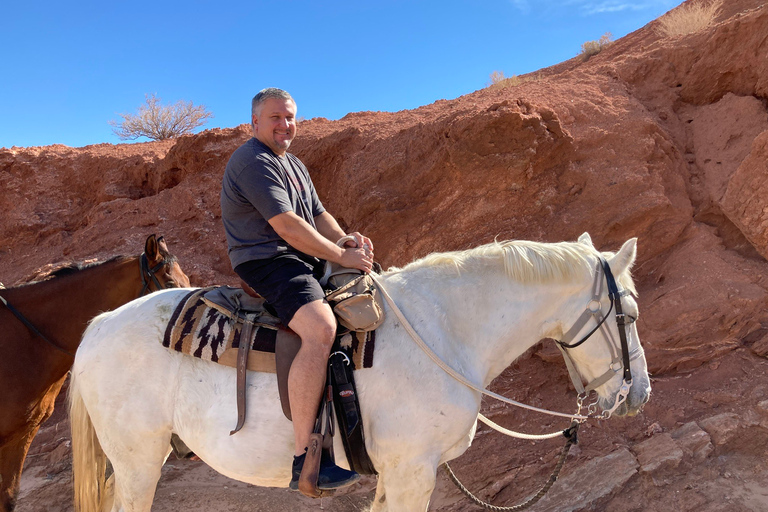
xmin=69 ymin=370 xmax=111 ymax=512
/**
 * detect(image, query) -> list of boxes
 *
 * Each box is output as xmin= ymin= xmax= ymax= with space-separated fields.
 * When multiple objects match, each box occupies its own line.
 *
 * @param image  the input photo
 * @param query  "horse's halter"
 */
xmin=556 ymin=258 xmax=639 ymax=419
xmin=139 ymin=252 xmax=178 ymax=296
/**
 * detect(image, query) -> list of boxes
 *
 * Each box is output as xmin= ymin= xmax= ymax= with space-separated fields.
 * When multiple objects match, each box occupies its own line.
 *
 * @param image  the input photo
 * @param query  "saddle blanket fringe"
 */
xmin=162 ymin=287 xmax=376 ymax=371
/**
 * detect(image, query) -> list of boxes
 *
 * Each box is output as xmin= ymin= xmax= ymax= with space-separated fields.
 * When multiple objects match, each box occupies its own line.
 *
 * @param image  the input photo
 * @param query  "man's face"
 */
xmin=252 ymin=97 xmax=297 ymax=156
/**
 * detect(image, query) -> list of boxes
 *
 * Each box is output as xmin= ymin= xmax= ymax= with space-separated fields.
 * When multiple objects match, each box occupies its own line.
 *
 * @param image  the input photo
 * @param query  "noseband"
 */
xmin=139 ymin=252 xmax=177 ymax=296
xmin=556 ymin=258 xmax=639 ymax=418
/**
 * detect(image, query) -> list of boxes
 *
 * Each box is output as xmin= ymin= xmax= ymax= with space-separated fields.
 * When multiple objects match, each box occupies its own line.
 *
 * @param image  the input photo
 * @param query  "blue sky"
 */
xmin=1 ymin=0 xmax=681 ymax=149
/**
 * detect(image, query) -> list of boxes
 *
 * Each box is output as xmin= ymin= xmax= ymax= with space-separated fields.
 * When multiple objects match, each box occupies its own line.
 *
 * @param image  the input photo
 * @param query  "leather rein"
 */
xmin=369 ymin=256 xmax=638 ymax=422
xmin=370 ymin=258 xmax=639 ymax=511
xmin=0 ymin=252 xmax=176 ymax=359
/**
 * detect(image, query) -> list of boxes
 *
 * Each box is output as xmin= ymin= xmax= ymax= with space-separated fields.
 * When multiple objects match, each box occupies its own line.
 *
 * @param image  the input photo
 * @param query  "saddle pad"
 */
xmin=162 ymin=287 xmax=377 ymax=371
xmin=163 ymin=288 xmax=279 ymax=373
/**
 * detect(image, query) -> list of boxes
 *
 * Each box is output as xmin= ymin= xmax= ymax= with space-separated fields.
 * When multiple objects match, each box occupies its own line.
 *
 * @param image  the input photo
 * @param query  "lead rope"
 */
xmin=442 ymin=422 xmax=580 ymax=511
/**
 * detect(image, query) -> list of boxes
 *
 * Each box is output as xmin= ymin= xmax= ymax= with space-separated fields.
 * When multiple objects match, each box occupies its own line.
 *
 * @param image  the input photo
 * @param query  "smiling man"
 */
xmin=220 ymin=88 xmax=373 ymax=492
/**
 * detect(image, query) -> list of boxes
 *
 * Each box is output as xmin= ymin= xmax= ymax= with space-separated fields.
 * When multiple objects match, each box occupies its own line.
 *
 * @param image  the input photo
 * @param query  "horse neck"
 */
xmin=11 ymin=256 xmax=143 ymax=354
xmin=382 ymin=266 xmax=585 ymax=387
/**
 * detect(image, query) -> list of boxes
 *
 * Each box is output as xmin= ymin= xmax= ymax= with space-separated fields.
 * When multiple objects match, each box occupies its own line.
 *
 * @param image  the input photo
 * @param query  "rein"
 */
xmin=368 ymin=273 xmax=588 ymax=421
xmin=0 ymin=293 xmax=76 ymax=358
xmin=368 ymin=258 xmax=638 ymax=510
xmin=0 ymin=252 xmax=174 ymax=359
xmin=443 ymin=422 xmax=580 ymax=512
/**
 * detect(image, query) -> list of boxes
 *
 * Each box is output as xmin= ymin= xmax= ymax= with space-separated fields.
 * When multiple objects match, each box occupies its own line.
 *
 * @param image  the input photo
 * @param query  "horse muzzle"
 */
xmin=600 ymin=377 xmax=651 ymax=417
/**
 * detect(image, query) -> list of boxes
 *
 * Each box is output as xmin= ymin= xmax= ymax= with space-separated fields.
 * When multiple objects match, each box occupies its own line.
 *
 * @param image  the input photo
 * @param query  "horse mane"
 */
xmin=387 ymin=239 xmax=637 ymax=294
xmin=18 ymin=255 xmax=130 ymax=285
xmin=54 ymin=255 xmax=136 ymax=277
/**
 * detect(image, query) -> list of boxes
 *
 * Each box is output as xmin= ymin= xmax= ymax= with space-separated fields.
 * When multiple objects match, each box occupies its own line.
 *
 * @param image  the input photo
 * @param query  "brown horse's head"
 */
xmin=143 ymin=234 xmax=191 ymax=290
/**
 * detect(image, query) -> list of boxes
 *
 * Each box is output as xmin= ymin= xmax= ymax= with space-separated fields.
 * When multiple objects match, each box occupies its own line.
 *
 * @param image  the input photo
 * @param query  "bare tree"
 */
xmin=109 ymin=94 xmax=214 ymax=141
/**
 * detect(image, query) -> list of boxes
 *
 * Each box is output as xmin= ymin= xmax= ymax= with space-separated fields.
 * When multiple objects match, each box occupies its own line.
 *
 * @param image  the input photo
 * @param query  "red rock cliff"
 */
xmin=3 ymin=1 xmax=766 ymax=376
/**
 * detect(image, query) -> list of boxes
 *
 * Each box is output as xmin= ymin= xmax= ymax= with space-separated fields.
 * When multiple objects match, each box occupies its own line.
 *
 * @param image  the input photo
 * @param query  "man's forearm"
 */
xmin=269 ymin=211 xmax=345 ymax=263
xmin=314 ymin=211 xmax=347 ymax=243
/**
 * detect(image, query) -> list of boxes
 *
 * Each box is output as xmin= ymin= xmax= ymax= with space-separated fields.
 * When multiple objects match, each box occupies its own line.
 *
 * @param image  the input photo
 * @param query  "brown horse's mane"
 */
xmin=17 ymin=255 xmax=130 ymax=286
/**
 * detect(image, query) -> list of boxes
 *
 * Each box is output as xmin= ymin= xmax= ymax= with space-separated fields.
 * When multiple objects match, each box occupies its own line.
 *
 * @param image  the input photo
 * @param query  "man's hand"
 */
xmin=343 ymin=232 xmax=374 ymax=252
xmin=339 ymin=245 xmax=374 ymax=273
xmin=342 ymin=232 xmax=374 ymax=272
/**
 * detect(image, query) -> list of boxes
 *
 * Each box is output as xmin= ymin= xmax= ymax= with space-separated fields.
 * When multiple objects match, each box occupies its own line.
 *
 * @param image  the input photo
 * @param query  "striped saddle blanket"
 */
xmin=162 ymin=287 xmax=375 ymax=372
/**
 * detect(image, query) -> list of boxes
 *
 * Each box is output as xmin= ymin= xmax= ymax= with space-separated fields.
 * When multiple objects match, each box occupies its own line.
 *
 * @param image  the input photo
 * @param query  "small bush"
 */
xmin=109 ymin=94 xmax=214 ymax=141
xmin=487 ymin=70 xmax=522 ymax=90
xmin=580 ymin=32 xmax=613 ymax=60
xmin=657 ymin=0 xmax=722 ymax=37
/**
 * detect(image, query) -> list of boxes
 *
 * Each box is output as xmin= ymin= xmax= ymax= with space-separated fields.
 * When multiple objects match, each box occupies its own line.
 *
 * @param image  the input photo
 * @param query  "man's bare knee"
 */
xmin=289 ymin=300 xmax=337 ymax=349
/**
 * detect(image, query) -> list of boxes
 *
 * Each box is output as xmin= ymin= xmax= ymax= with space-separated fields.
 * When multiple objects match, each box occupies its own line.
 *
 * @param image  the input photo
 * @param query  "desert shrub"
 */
xmin=580 ymin=32 xmax=613 ymax=60
xmin=109 ymin=94 xmax=214 ymax=141
xmin=657 ymin=0 xmax=722 ymax=37
xmin=487 ymin=70 xmax=522 ymax=90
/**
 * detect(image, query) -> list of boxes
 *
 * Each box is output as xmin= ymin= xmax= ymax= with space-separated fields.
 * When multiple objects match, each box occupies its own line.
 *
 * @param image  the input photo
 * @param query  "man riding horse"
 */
xmin=220 ymin=87 xmax=374 ymax=491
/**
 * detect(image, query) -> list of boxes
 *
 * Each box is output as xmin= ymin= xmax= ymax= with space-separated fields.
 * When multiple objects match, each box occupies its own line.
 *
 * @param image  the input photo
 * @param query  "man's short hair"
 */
xmin=251 ymin=88 xmax=295 ymax=118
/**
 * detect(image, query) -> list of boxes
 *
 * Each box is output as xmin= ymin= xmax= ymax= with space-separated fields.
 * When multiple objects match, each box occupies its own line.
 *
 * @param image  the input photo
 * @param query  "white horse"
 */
xmin=69 ymin=233 xmax=650 ymax=512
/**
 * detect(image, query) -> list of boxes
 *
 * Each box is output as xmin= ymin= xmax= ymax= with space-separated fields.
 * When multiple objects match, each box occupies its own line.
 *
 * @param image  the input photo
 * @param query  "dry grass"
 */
xmin=657 ymin=0 xmax=722 ymax=37
xmin=580 ymin=32 xmax=613 ymax=60
xmin=486 ymin=70 xmax=524 ymax=90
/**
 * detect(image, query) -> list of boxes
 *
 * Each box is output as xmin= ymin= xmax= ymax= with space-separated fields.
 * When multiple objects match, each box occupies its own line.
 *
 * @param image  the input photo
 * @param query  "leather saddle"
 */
xmin=203 ymin=278 xmax=373 ymax=481
xmin=207 ymin=282 xmax=301 ymax=433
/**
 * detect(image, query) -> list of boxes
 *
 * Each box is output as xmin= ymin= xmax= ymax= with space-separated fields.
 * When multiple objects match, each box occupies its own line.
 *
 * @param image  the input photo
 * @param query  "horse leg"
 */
xmin=0 ymin=427 xmax=38 ymax=512
xmin=92 ymin=425 xmax=171 ymax=512
xmin=370 ymin=461 xmax=437 ymax=512
xmin=71 ymin=367 xmax=172 ymax=512
xmin=108 ymin=455 xmax=168 ymax=512
xmin=88 ymin=417 xmax=172 ymax=512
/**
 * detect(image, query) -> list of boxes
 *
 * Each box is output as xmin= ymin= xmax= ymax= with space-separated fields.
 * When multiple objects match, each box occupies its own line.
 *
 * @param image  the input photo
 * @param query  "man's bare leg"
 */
xmin=287 ymin=298 xmax=359 ymax=492
xmin=287 ymin=299 xmax=337 ymax=455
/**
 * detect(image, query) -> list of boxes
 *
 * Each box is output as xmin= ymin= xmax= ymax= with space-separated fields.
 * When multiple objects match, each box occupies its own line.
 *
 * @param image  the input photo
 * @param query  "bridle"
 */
xmin=1 ymin=251 xmax=179 ymax=359
xmin=395 ymin=256 xmax=643 ymax=511
xmin=139 ymin=251 xmax=178 ymax=296
xmin=440 ymin=260 xmax=642 ymax=510
xmin=555 ymin=258 xmax=639 ymax=419
xmin=370 ymin=256 xmax=641 ymax=422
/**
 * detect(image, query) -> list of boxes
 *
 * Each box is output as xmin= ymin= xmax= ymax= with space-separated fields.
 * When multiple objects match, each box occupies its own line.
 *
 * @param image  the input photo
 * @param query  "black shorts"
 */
xmin=234 ymin=253 xmax=326 ymax=325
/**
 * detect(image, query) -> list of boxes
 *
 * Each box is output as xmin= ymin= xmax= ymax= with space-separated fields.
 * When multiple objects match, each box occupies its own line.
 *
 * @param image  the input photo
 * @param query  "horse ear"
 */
xmin=144 ymin=234 xmax=161 ymax=265
xmin=607 ymin=238 xmax=637 ymax=275
xmin=156 ymin=236 xmax=170 ymax=255
xmin=577 ymin=233 xmax=593 ymax=247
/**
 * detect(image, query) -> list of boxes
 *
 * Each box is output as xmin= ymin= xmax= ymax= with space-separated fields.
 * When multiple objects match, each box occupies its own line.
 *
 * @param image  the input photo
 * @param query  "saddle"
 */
xmin=162 ymin=285 xmax=302 ymax=424
xmin=229 ymin=280 xmax=378 ymax=494
xmin=162 ymin=275 xmax=378 ymax=494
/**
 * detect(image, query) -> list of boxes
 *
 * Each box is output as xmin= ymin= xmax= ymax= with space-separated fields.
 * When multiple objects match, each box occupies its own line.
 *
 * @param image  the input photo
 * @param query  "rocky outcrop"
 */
xmin=4 ymin=4 xmax=767 ymax=376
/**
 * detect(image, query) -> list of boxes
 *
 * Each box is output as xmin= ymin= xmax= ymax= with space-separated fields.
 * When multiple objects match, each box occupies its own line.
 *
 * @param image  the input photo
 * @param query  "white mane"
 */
xmin=386 ymin=239 xmax=637 ymax=294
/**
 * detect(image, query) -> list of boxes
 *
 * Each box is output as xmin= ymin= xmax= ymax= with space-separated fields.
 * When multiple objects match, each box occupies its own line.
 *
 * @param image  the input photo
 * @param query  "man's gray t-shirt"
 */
xmin=221 ymin=138 xmax=325 ymax=268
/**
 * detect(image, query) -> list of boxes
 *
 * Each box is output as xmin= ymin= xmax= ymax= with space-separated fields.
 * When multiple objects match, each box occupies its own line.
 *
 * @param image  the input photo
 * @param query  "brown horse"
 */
xmin=0 ymin=234 xmax=190 ymax=512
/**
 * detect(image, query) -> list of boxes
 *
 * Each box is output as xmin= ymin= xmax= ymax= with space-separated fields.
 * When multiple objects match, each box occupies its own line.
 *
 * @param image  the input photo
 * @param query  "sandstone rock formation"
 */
xmin=3 ymin=1 xmax=768 ymax=511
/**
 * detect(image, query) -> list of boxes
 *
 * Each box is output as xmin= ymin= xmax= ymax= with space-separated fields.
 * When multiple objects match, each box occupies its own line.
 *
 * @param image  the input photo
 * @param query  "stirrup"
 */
xmin=290 ymin=435 xmax=360 ymax=497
